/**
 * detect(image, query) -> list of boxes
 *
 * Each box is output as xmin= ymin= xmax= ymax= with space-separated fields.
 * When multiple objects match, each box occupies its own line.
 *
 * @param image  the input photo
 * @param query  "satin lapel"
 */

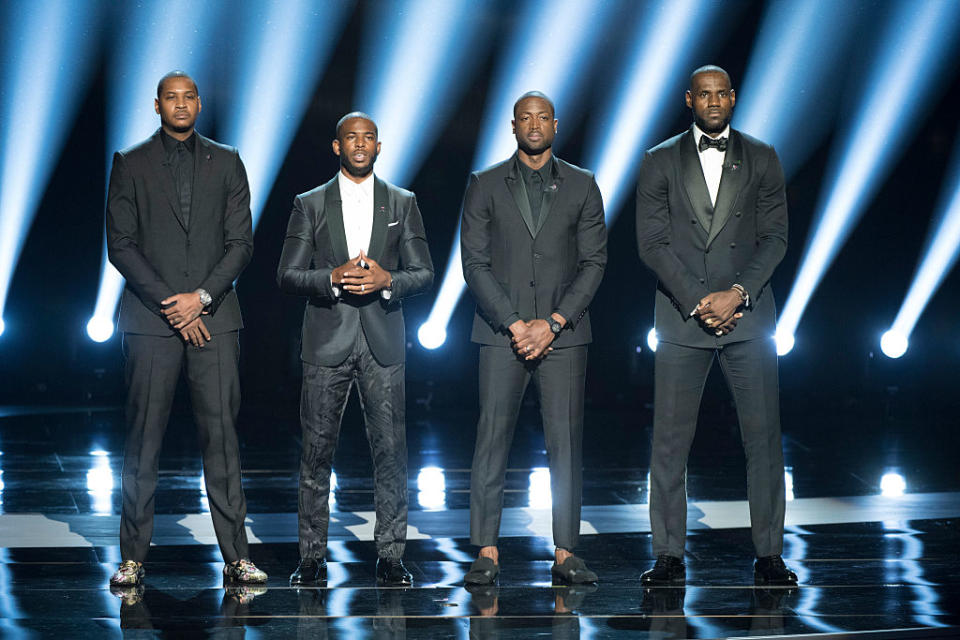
xmin=679 ymin=129 xmax=713 ymax=235
xmin=504 ymin=157 xmax=536 ymax=237
xmin=366 ymin=177 xmax=389 ymax=262
xmin=707 ymin=131 xmax=745 ymax=248
xmin=147 ymin=131 xmax=187 ymax=231
xmin=533 ymin=157 xmax=563 ymax=237
xmin=324 ymin=178 xmax=351 ymax=264
xmin=190 ymin=134 xmax=214 ymax=233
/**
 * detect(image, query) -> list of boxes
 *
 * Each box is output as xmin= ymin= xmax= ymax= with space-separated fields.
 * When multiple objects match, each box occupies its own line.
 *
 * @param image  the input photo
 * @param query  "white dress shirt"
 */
xmin=332 ymin=171 xmax=391 ymax=299
xmin=693 ymin=123 xmax=730 ymax=207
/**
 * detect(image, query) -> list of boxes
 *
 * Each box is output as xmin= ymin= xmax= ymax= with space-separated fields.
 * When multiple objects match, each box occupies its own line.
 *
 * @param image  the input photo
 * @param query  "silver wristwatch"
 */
xmin=196 ymin=288 xmax=212 ymax=307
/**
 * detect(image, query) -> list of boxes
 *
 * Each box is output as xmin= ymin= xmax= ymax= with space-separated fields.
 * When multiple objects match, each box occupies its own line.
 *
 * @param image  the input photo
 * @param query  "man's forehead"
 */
xmin=691 ymin=72 xmax=730 ymax=90
xmin=160 ymin=79 xmax=197 ymax=94
xmin=342 ymin=118 xmax=377 ymax=133
xmin=516 ymin=98 xmax=553 ymax=114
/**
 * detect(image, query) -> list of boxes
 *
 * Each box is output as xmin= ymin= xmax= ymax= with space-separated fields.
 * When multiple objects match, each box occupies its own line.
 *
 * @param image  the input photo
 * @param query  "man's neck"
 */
xmin=161 ymin=124 xmax=194 ymax=142
xmin=518 ymin=148 xmax=552 ymax=171
xmin=339 ymin=167 xmax=373 ymax=185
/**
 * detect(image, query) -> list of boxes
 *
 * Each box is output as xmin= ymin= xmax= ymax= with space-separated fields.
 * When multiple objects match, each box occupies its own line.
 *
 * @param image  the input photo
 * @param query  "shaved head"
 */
xmin=157 ymin=70 xmax=198 ymax=98
xmin=689 ymin=65 xmax=731 ymax=91
xmin=335 ymin=111 xmax=378 ymax=140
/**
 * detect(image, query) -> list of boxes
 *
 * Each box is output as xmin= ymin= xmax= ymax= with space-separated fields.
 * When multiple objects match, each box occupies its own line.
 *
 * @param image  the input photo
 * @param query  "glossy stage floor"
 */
xmin=0 ymin=400 xmax=958 ymax=639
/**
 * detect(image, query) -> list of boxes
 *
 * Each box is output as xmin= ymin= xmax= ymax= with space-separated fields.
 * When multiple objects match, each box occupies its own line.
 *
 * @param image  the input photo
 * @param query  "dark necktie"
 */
xmin=176 ymin=142 xmax=192 ymax=229
xmin=528 ymin=170 xmax=543 ymax=226
xmin=698 ymin=135 xmax=727 ymax=153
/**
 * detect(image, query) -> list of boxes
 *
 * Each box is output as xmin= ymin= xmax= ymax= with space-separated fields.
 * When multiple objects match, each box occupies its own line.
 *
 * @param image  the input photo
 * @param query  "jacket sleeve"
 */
xmin=738 ymin=146 xmax=788 ymax=300
xmin=199 ymin=150 xmax=254 ymax=314
xmin=105 ymin=151 xmax=176 ymax=316
xmin=276 ymin=194 xmax=338 ymax=302
xmin=386 ymin=194 xmax=434 ymax=300
xmin=635 ymin=150 xmax=710 ymax=316
xmin=553 ymin=176 xmax=607 ymax=329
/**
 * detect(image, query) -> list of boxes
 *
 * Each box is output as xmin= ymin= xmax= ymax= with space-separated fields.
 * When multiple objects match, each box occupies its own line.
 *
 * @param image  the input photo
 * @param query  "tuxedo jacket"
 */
xmin=460 ymin=154 xmax=607 ymax=348
xmin=277 ymin=175 xmax=434 ymax=367
xmin=635 ymin=126 xmax=788 ymax=348
xmin=106 ymin=129 xmax=253 ymax=336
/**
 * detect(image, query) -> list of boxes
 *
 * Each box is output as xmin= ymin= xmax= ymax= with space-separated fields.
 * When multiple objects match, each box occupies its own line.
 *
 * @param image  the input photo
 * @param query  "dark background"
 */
xmin=1 ymin=0 xmax=958 ymax=457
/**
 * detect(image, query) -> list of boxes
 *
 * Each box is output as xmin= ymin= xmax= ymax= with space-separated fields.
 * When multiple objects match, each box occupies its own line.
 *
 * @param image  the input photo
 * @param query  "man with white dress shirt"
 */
xmin=277 ymin=112 xmax=433 ymax=586
xmin=635 ymin=66 xmax=796 ymax=586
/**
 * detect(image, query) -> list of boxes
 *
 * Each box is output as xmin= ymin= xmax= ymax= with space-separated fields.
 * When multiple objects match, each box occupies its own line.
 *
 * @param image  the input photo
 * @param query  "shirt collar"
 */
xmin=693 ymin=123 xmax=730 ymax=147
xmin=160 ymin=129 xmax=196 ymax=154
xmin=337 ymin=170 xmax=375 ymax=199
xmin=516 ymin=155 xmax=553 ymax=181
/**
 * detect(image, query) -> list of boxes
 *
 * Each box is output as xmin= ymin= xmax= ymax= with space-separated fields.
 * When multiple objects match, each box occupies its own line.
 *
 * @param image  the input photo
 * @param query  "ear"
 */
xmin=375 ymin=141 xmax=382 ymax=155
xmin=332 ymin=139 xmax=341 ymax=156
xmin=197 ymin=96 xmax=202 ymax=113
xmin=511 ymin=119 xmax=516 ymax=134
xmin=729 ymin=89 xmax=736 ymax=107
xmin=685 ymin=90 xmax=693 ymax=108
xmin=155 ymin=98 xmax=160 ymax=115
xmin=554 ymin=118 xmax=558 ymax=133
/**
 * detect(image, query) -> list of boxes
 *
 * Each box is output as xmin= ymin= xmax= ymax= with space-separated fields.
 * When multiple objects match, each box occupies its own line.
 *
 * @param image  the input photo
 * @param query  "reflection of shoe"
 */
xmin=551 ymin=556 xmax=598 ymax=584
xmin=226 ymin=584 xmax=267 ymax=605
xmin=464 ymin=557 xmax=499 ymax=585
xmin=465 ymin=584 xmax=499 ymax=609
xmin=290 ymin=558 xmax=327 ymax=585
xmin=640 ymin=555 xmax=685 ymax=586
xmin=555 ymin=583 xmax=598 ymax=612
xmin=754 ymin=586 xmax=796 ymax=610
xmin=224 ymin=558 xmax=268 ymax=584
xmin=110 ymin=583 xmax=145 ymax=605
xmin=641 ymin=586 xmax=685 ymax=613
xmin=110 ymin=560 xmax=145 ymax=586
xmin=754 ymin=556 xmax=798 ymax=586
xmin=376 ymin=558 xmax=413 ymax=586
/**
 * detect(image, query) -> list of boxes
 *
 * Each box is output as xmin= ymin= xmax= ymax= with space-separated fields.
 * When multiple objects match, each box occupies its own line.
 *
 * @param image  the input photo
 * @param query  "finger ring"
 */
xmin=526 ymin=346 xmax=531 ymax=352
xmin=361 ymin=284 xmax=365 ymax=292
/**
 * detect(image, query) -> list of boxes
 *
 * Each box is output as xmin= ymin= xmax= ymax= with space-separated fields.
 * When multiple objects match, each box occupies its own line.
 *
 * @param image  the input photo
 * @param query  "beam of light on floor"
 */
xmin=418 ymin=0 xmax=620 ymax=348
xmin=735 ymin=0 xmax=856 ymax=177
xmin=85 ymin=0 xmax=222 ymax=342
xmin=586 ymin=0 xmax=718 ymax=224
xmin=882 ymin=133 xmax=960 ymax=359
xmin=218 ymin=0 xmax=352 ymax=228
xmin=0 ymin=1 xmax=102 ymax=338
xmin=355 ymin=0 xmax=486 ymax=187
xmin=775 ymin=0 xmax=960 ymax=356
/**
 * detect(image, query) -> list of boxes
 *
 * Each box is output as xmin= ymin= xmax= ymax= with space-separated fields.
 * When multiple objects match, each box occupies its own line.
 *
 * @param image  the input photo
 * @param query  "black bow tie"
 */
xmin=699 ymin=135 xmax=727 ymax=152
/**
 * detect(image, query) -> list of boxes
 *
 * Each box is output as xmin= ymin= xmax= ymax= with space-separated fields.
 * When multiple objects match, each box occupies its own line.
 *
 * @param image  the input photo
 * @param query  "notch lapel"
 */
xmin=533 ymin=157 xmax=563 ymax=237
xmin=707 ymin=131 xmax=745 ymax=248
xmin=679 ymin=129 xmax=713 ymax=236
xmin=504 ymin=156 xmax=537 ymax=237
xmin=324 ymin=178 xmax=351 ymax=265
xmin=189 ymin=134 xmax=214 ymax=233
xmin=147 ymin=131 xmax=188 ymax=231
xmin=366 ymin=177 xmax=389 ymax=262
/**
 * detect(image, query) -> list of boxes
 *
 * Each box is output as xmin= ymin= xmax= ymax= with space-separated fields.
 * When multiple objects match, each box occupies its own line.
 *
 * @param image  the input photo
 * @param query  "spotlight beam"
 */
xmin=776 ymin=0 xmax=960 ymax=353
xmin=420 ymin=0 xmax=621 ymax=346
xmin=0 ymin=2 xmax=102 ymax=333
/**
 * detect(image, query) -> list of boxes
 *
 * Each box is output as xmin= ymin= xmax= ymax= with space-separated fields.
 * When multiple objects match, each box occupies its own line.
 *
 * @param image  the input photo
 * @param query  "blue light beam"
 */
xmin=882 ymin=131 xmax=960 ymax=358
xmin=355 ymin=0 xmax=488 ymax=187
xmin=776 ymin=0 xmax=960 ymax=355
xmin=86 ymin=0 xmax=222 ymax=342
xmin=419 ymin=0 xmax=620 ymax=347
xmin=0 ymin=1 xmax=102 ymax=336
xmin=735 ymin=0 xmax=857 ymax=177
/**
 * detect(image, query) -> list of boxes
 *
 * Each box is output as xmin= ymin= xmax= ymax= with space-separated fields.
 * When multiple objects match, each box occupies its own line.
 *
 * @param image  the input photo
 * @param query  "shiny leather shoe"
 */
xmin=640 ymin=555 xmax=686 ymax=586
xmin=290 ymin=558 xmax=327 ymax=585
xmin=376 ymin=558 xmax=413 ymax=586
xmin=754 ymin=555 xmax=798 ymax=586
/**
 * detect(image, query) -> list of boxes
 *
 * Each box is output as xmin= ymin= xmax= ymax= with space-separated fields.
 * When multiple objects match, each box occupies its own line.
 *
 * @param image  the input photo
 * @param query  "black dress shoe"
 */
xmin=640 ymin=555 xmax=686 ymax=586
xmin=290 ymin=558 xmax=327 ymax=585
xmin=464 ymin=556 xmax=500 ymax=585
xmin=376 ymin=558 xmax=413 ymax=586
xmin=754 ymin=555 xmax=798 ymax=586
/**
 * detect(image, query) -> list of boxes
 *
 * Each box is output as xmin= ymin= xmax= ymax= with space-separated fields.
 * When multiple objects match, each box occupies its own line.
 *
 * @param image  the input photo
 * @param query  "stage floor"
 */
xmin=0 ymin=403 xmax=958 ymax=638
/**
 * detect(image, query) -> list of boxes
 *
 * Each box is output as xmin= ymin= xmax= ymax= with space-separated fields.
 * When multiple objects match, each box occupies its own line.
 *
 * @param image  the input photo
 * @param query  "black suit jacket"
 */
xmin=461 ymin=154 xmax=607 ymax=347
xmin=277 ymin=175 xmax=434 ymax=367
xmin=635 ymin=127 xmax=788 ymax=348
xmin=106 ymin=129 xmax=254 ymax=336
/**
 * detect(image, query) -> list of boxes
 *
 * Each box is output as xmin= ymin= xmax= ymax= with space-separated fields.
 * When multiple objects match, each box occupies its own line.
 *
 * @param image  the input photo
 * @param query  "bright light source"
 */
xmin=880 ymin=472 xmax=906 ymax=497
xmin=86 ymin=454 xmax=114 ymax=515
xmin=646 ymin=328 xmax=658 ymax=352
xmin=775 ymin=331 xmax=795 ymax=356
xmin=86 ymin=316 xmax=114 ymax=343
xmin=0 ymin=317 xmax=5 ymax=337
xmin=417 ymin=466 xmax=446 ymax=510
xmin=88 ymin=449 xmax=109 ymax=457
xmin=329 ymin=470 xmax=337 ymax=506
xmin=785 ymin=468 xmax=795 ymax=502
xmin=880 ymin=330 xmax=908 ymax=359
xmin=417 ymin=322 xmax=447 ymax=350
xmin=528 ymin=467 xmax=552 ymax=509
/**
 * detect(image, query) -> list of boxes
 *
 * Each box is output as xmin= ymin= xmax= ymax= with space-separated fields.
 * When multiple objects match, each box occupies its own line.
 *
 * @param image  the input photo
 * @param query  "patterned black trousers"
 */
xmin=297 ymin=329 xmax=408 ymax=560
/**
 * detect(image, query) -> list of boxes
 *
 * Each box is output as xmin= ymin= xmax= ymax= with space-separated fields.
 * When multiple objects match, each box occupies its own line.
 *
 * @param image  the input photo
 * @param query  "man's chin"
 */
xmin=518 ymin=141 xmax=552 ymax=156
xmin=695 ymin=116 xmax=730 ymax=135
xmin=342 ymin=160 xmax=374 ymax=178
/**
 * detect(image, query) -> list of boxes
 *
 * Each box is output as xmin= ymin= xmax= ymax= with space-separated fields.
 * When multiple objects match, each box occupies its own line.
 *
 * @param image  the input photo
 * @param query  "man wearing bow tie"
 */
xmin=635 ymin=66 xmax=795 ymax=586
xmin=277 ymin=112 xmax=433 ymax=586
xmin=461 ymin=92 xmax=607 ymax=586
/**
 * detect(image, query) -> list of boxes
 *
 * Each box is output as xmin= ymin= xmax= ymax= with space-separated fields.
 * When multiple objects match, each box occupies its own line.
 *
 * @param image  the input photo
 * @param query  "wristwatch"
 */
xmin=196 ymin=288 xmax=212 ymax=307
xmin=548 ymin=318 xmax=563 ymax=335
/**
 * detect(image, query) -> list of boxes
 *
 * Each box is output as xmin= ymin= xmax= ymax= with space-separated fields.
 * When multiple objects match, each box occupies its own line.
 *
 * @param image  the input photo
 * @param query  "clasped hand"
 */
xmin=333 ymin=250 xmax=391 ymax=295
xmin=510 ymin=318 xmax=555 ymax=361
xmin=695 ymin=289 xmax=744 ymax=335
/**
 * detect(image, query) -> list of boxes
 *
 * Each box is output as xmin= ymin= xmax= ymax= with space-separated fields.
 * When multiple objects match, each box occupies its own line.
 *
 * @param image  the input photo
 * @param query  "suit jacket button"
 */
xmin=730 ymin=242 xmax=736 ymax=248
xmin=183 ymin=271 xmax=189 ymax=277
xmin=534 ymin=253 xmax=541 ymax=260
xmin=735 ymin=211 xmax=742 ymax=217
xmin=530 ymin=280 xmax=535 ymax=287
xmin=699 ymin=278 xmax=705 ymax=283
xmin=691 ymin=219 xmax=697 ymax=224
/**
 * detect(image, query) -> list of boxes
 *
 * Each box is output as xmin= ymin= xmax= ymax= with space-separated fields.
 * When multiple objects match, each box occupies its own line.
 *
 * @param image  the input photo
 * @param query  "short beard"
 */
xmin=694 ymin=113 xmax=731 ymax=135
xmin=517 ymin=139 xmax=552 ymax=157
xmin=340 ymin=152 xmax=377 ymax=178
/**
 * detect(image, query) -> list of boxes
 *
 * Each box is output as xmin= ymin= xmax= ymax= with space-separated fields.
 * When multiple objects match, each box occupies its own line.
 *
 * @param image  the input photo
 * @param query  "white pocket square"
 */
xmin=387 ymin=221 xmax=400 ymax=227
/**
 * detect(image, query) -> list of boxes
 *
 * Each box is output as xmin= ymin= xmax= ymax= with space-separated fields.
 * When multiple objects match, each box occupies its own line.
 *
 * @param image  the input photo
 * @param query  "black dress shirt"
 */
xmin=518 ymin=158 xmax=550 ymax=226
xmin=160 ymin=130 xmax=196 ymax=228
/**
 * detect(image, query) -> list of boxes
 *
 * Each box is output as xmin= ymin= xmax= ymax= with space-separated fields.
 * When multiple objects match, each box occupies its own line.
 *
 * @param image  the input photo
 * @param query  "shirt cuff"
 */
xmin=381 ymin=288 xmax=392 ymax=300
xmin=330 ymin=274 xmax=341 ymax=298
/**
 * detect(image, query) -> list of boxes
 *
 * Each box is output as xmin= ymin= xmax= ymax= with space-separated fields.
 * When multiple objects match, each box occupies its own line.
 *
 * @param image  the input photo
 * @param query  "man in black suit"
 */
xmin=106 ymin=71 xmax=265 ymax=586
xmin=278 ymin=112 xmax=433 ymax=586
xmin=635 ymin=66 xmax=796 ymax=586
xmin=461 ymin=92 xmax=606 ymax=585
